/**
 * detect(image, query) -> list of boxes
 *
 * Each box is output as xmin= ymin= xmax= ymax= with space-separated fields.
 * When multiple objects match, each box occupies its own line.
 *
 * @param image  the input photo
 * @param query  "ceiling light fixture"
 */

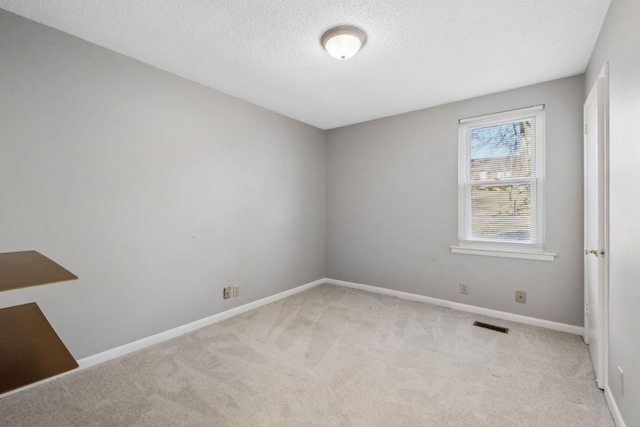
xmin=321 ymin=26 xmax=366 ymax=60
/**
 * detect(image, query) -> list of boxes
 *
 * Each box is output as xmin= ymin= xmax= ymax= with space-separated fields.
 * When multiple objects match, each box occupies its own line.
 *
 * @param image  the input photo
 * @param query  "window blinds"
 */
xmin=460 ymin=107 xmax=543 ymax=246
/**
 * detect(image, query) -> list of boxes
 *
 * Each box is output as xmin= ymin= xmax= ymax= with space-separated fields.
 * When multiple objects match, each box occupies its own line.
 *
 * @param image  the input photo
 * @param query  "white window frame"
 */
xmin=450 ymin=105 xmax=555 ymax=261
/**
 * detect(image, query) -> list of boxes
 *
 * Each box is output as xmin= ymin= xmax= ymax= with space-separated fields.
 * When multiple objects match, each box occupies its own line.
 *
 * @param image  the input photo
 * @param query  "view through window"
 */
xmin=458 ymin=106 xmax=544 ymax=249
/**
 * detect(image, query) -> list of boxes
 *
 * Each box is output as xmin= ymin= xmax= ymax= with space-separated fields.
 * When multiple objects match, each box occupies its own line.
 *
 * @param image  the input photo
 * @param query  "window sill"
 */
xmin=450 ymin=246 xmax=556 ymax=262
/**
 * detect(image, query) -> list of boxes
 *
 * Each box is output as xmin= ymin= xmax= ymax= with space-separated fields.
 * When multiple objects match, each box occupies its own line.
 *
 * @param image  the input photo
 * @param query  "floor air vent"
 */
xmin=473 ymin=321 xmax=509 ymax=334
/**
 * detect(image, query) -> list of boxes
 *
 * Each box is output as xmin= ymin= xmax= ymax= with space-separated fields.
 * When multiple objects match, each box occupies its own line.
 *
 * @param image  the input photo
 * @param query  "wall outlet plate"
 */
xmin=618 ymin=366 xmax=624 ymax=396
xmin=516 ymin=290 xmax=527 ymax=303
xmin=223 ymin=287 xmax=231 ymax=299
xmin=233 ymin=285 xmax=240 ymax=297
xmin=460 ymin=283 xmax=469 ymax=294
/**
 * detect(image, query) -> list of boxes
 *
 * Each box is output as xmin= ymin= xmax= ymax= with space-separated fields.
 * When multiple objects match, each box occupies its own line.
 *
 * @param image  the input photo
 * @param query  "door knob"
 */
xmin=584 ymin=248 xmax=598 ymax=256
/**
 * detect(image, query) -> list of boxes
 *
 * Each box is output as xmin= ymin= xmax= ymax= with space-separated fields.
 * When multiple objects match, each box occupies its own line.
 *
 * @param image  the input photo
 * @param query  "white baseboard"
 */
xmin=1 ymin=277 xmax=586 ymax=401
xmin=0 ymin=278 xmax=326 ymax=400
xmin=78 ymin=278 xmax=326 ymax=369
xmin=605 ymin=386 xmax=626 ymax=427
xmin=326 ymin=278 xmax=584 ymax=336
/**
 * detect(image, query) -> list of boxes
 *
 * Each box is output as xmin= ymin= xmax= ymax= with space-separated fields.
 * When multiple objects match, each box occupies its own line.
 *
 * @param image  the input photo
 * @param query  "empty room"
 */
xmin=0 ymin=0 xmax=638 ymax=426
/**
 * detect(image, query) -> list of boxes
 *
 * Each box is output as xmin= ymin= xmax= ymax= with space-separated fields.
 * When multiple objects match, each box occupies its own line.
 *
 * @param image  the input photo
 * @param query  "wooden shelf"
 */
xmin=0 ymin=303 xmax=79 ymax=394
xmin=0 ymin=250 xmax=79 ymax=394
xmin=0 ymin=250 xmax=78 ymax=293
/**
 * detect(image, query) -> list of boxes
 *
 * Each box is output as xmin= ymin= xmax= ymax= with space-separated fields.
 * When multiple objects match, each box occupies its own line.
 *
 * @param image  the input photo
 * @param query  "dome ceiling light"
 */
xmin=321 ymin=26 xmax=366 ymax=60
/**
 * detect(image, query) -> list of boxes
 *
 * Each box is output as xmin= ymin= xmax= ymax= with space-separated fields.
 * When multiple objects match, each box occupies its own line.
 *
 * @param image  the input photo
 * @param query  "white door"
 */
xmin=583 ymin=71 xmax=607 ymax=390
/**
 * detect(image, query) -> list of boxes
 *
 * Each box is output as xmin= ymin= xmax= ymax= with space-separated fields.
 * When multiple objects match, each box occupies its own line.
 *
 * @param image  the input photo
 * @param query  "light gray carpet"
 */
xmin=0 ymin=284 xmax=614 ymax=426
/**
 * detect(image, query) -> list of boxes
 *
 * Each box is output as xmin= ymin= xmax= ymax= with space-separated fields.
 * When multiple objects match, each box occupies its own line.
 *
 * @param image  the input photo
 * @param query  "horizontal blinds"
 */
xmin=463 ymin=116 xmax=538 ymax=244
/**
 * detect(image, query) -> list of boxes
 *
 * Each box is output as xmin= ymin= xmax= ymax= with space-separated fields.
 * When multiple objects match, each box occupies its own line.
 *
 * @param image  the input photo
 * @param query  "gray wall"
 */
xmin=586 ymin=0 xmax=640 ymax=424
xmin=326 ymin=75 xmax=585 ymax=326
xmin=0 ymin=10 xmax=326 ymax=359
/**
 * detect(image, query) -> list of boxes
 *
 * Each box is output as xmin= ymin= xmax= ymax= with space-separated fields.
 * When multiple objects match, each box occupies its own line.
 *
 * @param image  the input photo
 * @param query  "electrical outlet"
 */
xmin=233 ymin=285 xmax=240 ymax=297
xmin=516 ymin=290 xmax=527 ymax=303
xmin=585 ymin=302 xmax=589 ymax=317
xmin=460 ymin=282 xmax=469 ymax=294
xmin=618 ymin=366 xmax=624 ymax=396
xmin=223 ymin=287 xmax=231 ymax=299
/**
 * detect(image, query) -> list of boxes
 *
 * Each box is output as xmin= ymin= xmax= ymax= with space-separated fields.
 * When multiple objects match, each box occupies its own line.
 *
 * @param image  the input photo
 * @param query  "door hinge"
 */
xmin=584 ymin=123 xmax=588 ymax=135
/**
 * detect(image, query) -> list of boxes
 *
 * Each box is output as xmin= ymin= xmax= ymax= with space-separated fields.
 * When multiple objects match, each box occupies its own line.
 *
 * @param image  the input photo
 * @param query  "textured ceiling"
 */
xmin=0 ymin=0 xmax=611 ymax=130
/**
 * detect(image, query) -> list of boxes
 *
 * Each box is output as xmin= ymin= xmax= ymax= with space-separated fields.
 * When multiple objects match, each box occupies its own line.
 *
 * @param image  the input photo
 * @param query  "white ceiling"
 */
xmin=0 ymin=0 xmax=611 ymax=130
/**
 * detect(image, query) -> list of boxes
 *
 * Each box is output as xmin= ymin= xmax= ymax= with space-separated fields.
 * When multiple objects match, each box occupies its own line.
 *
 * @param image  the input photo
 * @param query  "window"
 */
xmin=452 ymin=105 xmax=554 ymax=261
